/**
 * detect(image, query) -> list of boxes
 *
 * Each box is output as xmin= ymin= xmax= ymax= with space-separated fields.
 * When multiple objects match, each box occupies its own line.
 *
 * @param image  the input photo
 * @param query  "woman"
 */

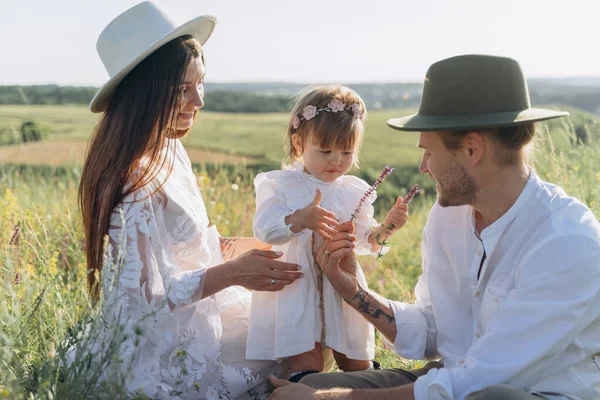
xmin=78 ymin=2 xmax=302 ymax=398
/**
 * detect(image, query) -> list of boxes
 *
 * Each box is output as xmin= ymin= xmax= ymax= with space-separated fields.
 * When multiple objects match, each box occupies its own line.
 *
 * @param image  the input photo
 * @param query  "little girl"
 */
xmin=246 ymin=85 xmax=409 ymax=380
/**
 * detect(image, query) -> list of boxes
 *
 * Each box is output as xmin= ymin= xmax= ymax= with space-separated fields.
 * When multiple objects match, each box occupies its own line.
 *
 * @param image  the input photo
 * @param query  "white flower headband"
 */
xmin=291 ymin=99 xmax=364 ymax=130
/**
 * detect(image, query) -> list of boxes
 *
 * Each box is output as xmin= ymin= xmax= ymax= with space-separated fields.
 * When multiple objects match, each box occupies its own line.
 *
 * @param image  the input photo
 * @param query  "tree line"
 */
xmin=0 ymin=85 xmax=291 ymax=113
xmin=2 ymin=82 xmax=600 ymax=115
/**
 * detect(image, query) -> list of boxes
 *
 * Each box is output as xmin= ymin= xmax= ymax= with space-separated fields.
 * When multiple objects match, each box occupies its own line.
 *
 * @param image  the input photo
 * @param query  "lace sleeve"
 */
xmin=106 ymin=184 xmax=206 ymax=309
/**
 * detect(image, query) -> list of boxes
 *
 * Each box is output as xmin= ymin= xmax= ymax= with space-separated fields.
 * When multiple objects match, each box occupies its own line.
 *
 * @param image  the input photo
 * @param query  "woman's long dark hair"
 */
xmin=79 ymin=35 xmax=202 ymax=300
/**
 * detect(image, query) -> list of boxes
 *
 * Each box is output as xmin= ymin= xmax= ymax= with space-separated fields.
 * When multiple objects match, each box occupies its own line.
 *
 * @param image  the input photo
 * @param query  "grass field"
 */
xmin=2 ymin=104 xmax=596 ymax=169
xmin=1 ymin=105 xmax=599 ymax=398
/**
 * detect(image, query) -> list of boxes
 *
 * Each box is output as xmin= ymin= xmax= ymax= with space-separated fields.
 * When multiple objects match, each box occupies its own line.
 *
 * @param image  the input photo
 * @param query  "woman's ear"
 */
xmin=291 ymin=134 xmax=303 ymax=155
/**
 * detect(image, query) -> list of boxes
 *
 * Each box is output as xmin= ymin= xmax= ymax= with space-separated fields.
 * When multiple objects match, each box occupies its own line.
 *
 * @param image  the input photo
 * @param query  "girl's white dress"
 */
xmin=88 ymin=139 xmax=288 ymax=399
xmin=247 ymin=162 xmax=378 ymax=361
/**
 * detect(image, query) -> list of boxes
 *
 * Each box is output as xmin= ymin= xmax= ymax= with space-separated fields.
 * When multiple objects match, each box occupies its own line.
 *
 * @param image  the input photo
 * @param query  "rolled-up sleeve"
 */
xmin=413 ymin=234 xmax=600 ymax=400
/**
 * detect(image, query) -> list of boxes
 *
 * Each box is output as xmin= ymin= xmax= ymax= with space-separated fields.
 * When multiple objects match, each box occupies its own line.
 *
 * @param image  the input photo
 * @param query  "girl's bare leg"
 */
xmin=333 ymin=349 xmax=371 ymax=371
xmin=288 ymin=343 xmax=324 ymax=372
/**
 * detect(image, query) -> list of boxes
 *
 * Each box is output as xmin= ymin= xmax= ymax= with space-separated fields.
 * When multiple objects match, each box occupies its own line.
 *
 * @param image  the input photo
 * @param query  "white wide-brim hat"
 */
xmin=90 ymin=1 xmax=216 ymax=113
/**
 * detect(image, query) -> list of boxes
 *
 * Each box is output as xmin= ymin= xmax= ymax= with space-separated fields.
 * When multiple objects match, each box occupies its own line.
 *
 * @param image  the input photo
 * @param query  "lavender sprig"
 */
xmin=375 ymin=183 xmax=420 ymax=260
xmin=350 ymin=164 xmax=395 ymax=222
xmin=403 ymin=184 xmax=420 ymax=204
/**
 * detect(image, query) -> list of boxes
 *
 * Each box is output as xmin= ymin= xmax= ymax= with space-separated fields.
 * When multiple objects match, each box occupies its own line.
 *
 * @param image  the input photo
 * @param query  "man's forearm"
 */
xmin=344 ymin=283 xmax=397 ymax=343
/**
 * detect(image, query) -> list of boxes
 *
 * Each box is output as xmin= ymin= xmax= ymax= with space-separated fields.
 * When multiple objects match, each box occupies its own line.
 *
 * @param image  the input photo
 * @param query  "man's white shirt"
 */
xmin=388 ymin=172 xmax=600 ymax=399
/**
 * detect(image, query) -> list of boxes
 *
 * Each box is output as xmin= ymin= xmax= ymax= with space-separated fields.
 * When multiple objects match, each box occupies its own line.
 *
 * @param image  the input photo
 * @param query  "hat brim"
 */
xmin=89 ymin=15 xmax=216 ymax=113
xmin=387 ymin=108 xmax=569 ymax=132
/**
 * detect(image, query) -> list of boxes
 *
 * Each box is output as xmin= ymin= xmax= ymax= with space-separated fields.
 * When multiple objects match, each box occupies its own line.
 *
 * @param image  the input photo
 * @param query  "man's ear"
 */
xmin=292 ymin=134 xmax=303 ymax=155
xmin=463 ymin=131 xmax=486 ymax=165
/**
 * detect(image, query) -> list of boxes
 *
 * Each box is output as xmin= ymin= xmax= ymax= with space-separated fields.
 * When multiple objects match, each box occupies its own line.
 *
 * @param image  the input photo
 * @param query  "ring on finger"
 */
xmin=325 ymin=250 xmax=331 ymax=256
xmin=270 ymin=278 xmax=276 ymax=286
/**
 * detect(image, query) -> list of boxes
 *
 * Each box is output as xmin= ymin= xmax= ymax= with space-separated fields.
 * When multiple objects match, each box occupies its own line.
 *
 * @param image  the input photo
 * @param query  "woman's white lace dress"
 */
xmin=95 ymin=139 xmax=287 ymax=399
xmin=246 ymin=162 xmax=379 ymax=362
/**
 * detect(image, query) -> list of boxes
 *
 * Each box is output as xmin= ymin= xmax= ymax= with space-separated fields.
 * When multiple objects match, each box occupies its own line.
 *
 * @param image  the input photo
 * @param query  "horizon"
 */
xmin=4 ymin=76 xmax=600 ymax=89
xmin=1 ymin=0 xmax=599 ymax=86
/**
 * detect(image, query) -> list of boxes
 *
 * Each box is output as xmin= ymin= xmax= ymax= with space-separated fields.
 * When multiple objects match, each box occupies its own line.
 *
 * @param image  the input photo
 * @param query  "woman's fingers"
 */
xmin=250 ymin=249 xmax=286 ymax=259
xmin=268 ymin=269 xmax=304 ymax=280
xmin=262 ymin=278 xmax=294 ymax=291
xmin=266 ymin=259 xmax=302 ymax=272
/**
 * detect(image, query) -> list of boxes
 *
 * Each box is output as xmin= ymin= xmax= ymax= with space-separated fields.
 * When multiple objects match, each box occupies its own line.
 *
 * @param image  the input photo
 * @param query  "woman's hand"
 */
xmin=230 ymin=249 xmax=304 ymax=291
xmin=220 ymin=237 xmax=272 ymax=261
xmin=285 ymin=189 xmax=338 ymax=239
xmin=316 ymin=221 xmax=360 ymax=300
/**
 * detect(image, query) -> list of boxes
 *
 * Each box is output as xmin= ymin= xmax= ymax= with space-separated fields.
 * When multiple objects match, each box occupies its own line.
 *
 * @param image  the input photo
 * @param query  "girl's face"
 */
xmin=176 ymin=57 xmax=206 ymax=131
xmin=293 ymin=134 xmax=355 ymax=182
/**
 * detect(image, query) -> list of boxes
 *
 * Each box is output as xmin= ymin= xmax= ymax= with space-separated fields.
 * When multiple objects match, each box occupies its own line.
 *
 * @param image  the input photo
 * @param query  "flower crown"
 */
xmin=291 ymin=99 xmax=364 ymax=130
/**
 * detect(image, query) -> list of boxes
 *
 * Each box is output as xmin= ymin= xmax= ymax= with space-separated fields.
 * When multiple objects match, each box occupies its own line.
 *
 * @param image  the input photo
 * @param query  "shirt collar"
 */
xmin=471 ymin=170 xmax=539 ymax=240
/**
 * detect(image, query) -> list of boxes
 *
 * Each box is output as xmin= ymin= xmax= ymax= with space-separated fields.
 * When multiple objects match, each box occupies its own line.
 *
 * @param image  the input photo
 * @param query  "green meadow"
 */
xmin=1 ymin=104 xmax=599 ymax=398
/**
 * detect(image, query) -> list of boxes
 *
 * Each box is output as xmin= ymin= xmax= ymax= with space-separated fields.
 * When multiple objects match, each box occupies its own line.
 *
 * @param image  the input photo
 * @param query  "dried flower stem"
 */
xmin=350 ymin=165 xmax=395 ymax=222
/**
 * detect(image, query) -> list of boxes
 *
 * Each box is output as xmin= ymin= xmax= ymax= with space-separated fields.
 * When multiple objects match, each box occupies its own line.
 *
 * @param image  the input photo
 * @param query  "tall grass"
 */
xmin=1 ymin=132 xmax=599 ymax=398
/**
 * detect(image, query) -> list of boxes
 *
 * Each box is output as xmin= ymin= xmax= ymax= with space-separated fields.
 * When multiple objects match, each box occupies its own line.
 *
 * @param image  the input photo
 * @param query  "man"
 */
xmin=268 ymin=55 xmax=600 ymax=399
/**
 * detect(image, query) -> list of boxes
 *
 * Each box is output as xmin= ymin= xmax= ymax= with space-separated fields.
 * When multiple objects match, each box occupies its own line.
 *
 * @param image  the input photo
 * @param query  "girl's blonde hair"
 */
xmin=283 ymin=85 xmax=367 ymax=168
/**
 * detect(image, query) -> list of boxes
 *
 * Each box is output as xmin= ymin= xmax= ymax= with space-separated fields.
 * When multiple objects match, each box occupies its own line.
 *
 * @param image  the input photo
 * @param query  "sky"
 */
xmin=1 ymin=0 xmax=599 ymax=86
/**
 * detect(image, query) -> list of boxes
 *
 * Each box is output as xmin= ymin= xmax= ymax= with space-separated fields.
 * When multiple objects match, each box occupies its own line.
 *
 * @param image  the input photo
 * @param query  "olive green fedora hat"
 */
xmin=387 ymin=54 xmax=568 ymax=132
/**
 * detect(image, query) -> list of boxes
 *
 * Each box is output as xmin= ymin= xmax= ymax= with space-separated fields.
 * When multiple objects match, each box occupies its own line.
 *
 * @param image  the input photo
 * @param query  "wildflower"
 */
xmin=350 ymin=165 xmax=395 ymax=221
xmin=403 ymin=184 xmax=420 ymax=204
xmin=9 ymin=224 xmax=19 ymax=245
xmin=231 ymin=183 xmax=239 ymax=191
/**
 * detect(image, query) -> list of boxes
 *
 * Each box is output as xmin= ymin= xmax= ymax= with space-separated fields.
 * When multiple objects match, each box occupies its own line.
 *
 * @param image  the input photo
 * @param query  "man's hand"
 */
xmin=316 ymin=221 xmax=360 ymax=300
xmin=268 ymin=376 xmax=318 ymax=399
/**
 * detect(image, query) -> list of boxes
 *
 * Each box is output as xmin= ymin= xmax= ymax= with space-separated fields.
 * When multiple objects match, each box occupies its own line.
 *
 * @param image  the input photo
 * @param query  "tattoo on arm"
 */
xmin=346 ymin=285 xmax=395 ymax=323
xmin=219 ymin=237 xmax=240 ymax=261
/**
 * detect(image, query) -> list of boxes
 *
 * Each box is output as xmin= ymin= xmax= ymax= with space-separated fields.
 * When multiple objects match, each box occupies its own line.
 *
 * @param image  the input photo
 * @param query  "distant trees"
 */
xmin=0 ymin=85 xmax=291 ymax=113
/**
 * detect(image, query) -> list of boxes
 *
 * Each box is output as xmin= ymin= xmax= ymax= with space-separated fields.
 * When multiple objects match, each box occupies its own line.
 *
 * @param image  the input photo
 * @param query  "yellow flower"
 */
xmin=47 ymin=251 xmax=59 ymax=277
xmin=24 ymin=263 xmax=36 ymax=277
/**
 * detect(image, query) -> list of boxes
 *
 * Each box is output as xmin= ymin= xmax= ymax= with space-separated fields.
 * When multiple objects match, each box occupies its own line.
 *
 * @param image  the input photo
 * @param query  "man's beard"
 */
xmin=436 ymin=161 xmax=478 ymax=207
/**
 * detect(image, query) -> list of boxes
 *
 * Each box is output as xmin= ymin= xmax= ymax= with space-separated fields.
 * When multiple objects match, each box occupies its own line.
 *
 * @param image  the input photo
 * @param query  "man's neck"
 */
xmin=473 ymin=163 xmax=530 ymax=234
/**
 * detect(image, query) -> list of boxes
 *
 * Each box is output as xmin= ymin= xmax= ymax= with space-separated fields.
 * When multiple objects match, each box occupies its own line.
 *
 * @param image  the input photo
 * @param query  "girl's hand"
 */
xmin=383 ymin=196 xmax=409 ymax=234
xmin=295 ymin=189 xmax=338 ymax=239
xmin=231 ymin=249 xmax=304 ymax=291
